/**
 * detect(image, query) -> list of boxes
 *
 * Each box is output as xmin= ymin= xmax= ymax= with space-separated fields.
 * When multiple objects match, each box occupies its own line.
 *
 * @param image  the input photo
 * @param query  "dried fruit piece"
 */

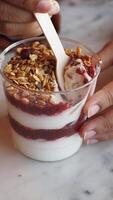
xmin=21 ymin=48 xmax=30 ymax=59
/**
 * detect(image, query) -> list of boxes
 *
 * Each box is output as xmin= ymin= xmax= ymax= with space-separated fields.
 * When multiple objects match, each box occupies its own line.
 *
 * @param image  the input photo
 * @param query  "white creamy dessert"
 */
xmin=2 ymin=41 xmax=99 ymax=161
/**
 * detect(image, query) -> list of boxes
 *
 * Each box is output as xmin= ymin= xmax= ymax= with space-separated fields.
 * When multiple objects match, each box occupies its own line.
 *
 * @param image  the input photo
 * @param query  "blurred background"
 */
xmin=60 ymin=0 xmax=113 ymax=51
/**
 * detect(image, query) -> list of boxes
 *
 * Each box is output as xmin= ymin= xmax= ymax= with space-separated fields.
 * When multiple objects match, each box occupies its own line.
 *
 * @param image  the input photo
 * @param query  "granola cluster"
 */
xmin=4 ymin=41 xmax=56 ymax=92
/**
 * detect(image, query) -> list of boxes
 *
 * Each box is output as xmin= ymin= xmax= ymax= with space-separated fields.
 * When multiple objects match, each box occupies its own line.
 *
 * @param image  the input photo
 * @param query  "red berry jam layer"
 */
xmin=5 ymin=88 xmax=70 ymax=116
xmin=9 ymin=114 xmax=85 ymax=140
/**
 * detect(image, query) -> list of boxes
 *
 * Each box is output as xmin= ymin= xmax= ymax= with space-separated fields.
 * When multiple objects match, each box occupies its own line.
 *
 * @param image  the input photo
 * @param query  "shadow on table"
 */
xmin=0 ymin=115 xmax=15 ymax=154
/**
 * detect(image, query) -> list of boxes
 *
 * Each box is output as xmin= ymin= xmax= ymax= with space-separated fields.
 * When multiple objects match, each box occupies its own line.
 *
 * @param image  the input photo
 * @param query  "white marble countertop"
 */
xmin=1 ymin=1 xmax=113 ymax=200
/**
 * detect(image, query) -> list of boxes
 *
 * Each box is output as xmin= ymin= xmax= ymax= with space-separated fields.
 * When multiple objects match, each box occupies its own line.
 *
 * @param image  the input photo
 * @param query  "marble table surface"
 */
xmin=1 ymin=1 xmax=113 ymax=199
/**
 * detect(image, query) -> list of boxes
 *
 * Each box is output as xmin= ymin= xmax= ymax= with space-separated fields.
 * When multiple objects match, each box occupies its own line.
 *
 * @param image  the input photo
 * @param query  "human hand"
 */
xmin=80 ymin=41 xmax=113 ymax=144
xmin=0 ymin=0 xmax=60 ymax=39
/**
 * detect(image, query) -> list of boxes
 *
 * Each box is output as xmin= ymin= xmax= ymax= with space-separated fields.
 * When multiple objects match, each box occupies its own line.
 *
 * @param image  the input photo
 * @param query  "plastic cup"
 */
xmin=0 ymin=37 xmax=101 ymax=161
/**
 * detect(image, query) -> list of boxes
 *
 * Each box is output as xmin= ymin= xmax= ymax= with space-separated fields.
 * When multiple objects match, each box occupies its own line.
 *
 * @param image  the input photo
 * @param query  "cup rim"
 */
xmin=0 ymin=36 xmax=101 ymax=94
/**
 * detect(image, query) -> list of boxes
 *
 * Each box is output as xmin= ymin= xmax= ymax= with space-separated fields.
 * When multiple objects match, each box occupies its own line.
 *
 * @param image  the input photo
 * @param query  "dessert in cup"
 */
xmin=0 ymin=37 xmax=100 ymax=161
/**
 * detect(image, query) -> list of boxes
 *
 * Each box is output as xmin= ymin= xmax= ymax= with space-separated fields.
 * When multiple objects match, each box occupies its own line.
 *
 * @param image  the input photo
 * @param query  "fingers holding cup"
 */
xmin=80 ymin=80 xmax=113 ymax=144
xmin=80 ymin=107 xmax=113 ymax=144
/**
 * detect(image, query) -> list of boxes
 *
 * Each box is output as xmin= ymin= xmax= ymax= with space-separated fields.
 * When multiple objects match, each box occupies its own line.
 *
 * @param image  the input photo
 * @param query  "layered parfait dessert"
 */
xmin=0 ymin=38 xmax=100 ymax=161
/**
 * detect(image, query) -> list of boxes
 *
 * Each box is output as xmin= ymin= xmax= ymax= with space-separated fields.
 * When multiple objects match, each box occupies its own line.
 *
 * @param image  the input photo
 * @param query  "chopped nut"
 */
xmin=84 ymin=60 xmax=91 ymax=66
xmin=29 ymin=54 xmax=38 ymax=61
xmin=13 ymin=80 xmax=19 ymax=85
xmin=4 ymin=64 xmax=12 ymax=73
xmin=7 ymin=86 xmax=14 ymax=91
xmin=43 ymin=78 xmax=47 ymax=87
xmin=17 ymin=47 xmax=22 ymax=54
xmin=17 ymin=77 xmax=27 ymax=82
xmin=10 ymin=72 xmax=15 ymax=76
xmin=32 ymin=41 xmax=40 ymax=48
xmin=32 ymin=75 xmax=40 ymax=82
xmin=37 ymin=99 xmax=46 ymax=106
xmin=76 ymin=47 xmax=82 ymax=57
xmin=21 ymin=66 xmax=26 ymax=71
xmin=25 ymin=67 xmax=31 ymax=73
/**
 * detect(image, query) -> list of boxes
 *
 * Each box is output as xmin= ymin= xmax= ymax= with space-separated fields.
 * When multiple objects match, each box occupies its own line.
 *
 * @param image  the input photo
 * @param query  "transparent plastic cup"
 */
xmin=0 ymin=37 xmax=101 ymax=161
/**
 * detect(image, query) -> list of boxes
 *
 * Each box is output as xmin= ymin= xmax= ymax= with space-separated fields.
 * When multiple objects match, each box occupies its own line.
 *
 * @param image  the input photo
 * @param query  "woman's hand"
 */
xmin=0 ymin=0 xmax=60 ymax=39
xmin=80 ymin=41 xmax=113 ymax=144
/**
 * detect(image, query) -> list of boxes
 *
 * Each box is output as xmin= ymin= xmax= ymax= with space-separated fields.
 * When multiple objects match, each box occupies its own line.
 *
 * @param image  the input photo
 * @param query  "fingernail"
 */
xmin=88 ymin=105 xmax=100 ymax=118
xmin=84 ymin=130 xmax=96 ymax=140
xmin=86 ymin=139 xmax=98 ymax=145
xmin=50 ymin=1 xmax=60 ymax=13
xmin=37 ymin=0 xmax=52 ymax=12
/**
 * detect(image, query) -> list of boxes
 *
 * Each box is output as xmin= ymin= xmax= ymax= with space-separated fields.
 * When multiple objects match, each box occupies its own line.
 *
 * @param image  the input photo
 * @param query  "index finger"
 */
xmin=5 ymin=0 xmax=52 ymax=12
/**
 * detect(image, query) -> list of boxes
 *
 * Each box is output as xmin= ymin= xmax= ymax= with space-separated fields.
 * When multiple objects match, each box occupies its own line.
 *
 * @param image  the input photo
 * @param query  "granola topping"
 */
xmin=3 ymin=41 xmax=96 ymax=109
xmin=4 ymin=41 xmax=56 ymax=92
xmin=4 ymin=42 xmax=94 ymax=92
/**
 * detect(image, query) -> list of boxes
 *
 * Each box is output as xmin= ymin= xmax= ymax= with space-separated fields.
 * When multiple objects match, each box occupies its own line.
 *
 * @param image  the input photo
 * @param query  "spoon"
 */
xmin=34 ymin=13 xmax=69 ymax=90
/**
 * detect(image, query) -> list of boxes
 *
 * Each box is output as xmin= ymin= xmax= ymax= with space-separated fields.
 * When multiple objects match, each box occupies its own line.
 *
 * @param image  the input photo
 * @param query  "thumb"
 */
xmin=5 ymin=0 xmax=53 ymax=12
xmin=84 ymin=81 xmax=113 ymax=118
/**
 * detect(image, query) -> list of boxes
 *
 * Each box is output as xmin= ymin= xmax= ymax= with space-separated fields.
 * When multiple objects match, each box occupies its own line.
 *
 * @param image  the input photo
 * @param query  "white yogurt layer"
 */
xmin=12 ymin=128 xmax=83 ymax=161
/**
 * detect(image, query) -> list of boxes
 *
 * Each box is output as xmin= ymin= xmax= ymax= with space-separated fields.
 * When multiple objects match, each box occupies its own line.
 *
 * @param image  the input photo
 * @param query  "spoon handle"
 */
xmin=34 ymin=13 xmax=68 ymax=62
